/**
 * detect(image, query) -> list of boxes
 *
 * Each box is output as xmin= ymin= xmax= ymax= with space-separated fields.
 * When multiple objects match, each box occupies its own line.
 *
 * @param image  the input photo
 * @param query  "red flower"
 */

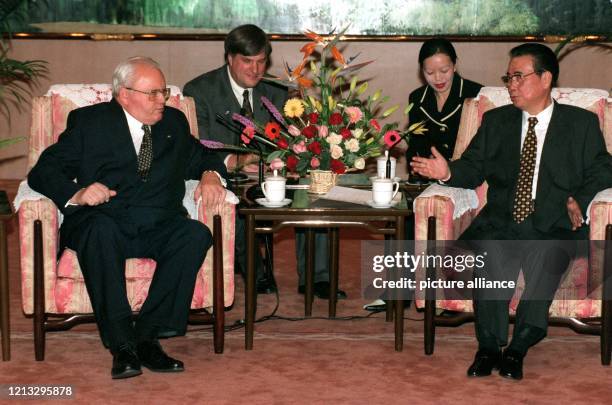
xmin=301 ymin=125 xmax=318 ymax=139
xmin=370 ymin=119 xmax=381 ymax=131
xmin=308 ymin=112 xmax=319 ymax=124
xmin=307 ymin=141 xmax=322 ymax=155
xmin=384 ymin=130 xmax=401 ymax=148
xmin=265 ymin=122 xmax=281 ymax=140
xmin=328 ymin=112 xmax=343 ymax=126
xmin=277 ymin=137 xmax=288 ymax=149
xmin=240 ymin=126 xmax=255 ymax=144
xmin=286 ymin=155 xmax=299 ymax=172
xmin=339 ymin=128 xmax=352 ymax=140
xmin=330 ymin=159 xmax=346 ymax=174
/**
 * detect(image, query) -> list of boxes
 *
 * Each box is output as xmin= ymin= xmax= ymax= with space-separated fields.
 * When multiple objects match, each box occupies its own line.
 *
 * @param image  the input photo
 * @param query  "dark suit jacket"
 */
xmin=183 ymin=65 xmax=288 ymax=160
xmin=28 ymin=98 xmax=227 ymax=240
xmin=406 ymin=73 xmax=482 ymax=162
xmin=447 ymin=102 xmax=612 ymax=236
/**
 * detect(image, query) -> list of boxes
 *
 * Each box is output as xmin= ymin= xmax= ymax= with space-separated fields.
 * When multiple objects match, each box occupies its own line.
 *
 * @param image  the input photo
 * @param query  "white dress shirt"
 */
xmin=520 ymin=100 xmax=554 ymax=199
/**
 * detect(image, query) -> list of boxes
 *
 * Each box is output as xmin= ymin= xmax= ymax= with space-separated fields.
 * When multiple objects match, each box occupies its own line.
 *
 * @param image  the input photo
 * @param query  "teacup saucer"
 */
xmin=367 ymin=200 xmax=398 ymax=209
xmin=255 ymin=198 xmax=292 ymax=208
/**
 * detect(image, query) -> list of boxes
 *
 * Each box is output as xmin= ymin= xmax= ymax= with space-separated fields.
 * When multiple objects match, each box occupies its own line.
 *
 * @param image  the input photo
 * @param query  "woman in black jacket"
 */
xmin=406 ymin=38 xmax=483 ymax=177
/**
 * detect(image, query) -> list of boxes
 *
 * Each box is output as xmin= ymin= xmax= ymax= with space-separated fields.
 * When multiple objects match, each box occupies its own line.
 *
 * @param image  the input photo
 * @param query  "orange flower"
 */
xmin=264 ymin=122 xmax=281 ymax=140
xmin=330 ymin=46 xmax=346 ymax=66
xmin=285 ymin=60 xmax=313 ymax=89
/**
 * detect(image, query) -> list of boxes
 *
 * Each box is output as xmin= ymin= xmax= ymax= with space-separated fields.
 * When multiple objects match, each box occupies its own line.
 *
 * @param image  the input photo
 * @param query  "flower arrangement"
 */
xmin=231 ymin=27 xmax=425 ymax=177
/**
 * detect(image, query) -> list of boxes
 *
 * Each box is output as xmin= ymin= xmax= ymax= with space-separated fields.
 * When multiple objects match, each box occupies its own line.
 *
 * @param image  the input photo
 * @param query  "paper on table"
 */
xmin=322 ymin=186 xmax=402 ymax=206
xmin=322 ymin=186 xmax=371 ymax=205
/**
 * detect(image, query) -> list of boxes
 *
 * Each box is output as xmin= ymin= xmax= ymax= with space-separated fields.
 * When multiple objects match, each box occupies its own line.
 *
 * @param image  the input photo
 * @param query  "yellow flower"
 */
xmin=284 ymin=98 xmax=305 ymax=118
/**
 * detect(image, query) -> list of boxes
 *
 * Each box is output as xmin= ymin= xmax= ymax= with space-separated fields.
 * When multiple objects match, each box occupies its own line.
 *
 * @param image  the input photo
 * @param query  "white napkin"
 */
xmin=414 ymin=184 xmax=479 ymax=219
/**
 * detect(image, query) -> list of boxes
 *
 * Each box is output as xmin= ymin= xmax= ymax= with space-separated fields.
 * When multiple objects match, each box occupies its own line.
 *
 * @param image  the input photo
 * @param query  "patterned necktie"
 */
xmin=138 ymin=124 xmax=153 ymax=180
xmin=241 ymin=89 xmax=253 ymax=118
xmin=512 ymin=117 xmax=538 ymax=223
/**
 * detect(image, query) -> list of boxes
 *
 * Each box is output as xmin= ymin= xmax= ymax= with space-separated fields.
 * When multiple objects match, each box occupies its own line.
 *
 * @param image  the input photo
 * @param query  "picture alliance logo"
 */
xmin=372 ymin=252 xmax=487 ymax=273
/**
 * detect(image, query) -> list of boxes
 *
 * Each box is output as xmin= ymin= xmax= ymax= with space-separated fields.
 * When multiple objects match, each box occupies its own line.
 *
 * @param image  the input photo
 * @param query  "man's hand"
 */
xmin=410 ymin=147 xmax=451 ymax=180
xmin=566 ymin=196 xmax=584 ymax=231
xmin=70 ymin=182 xmax=117 ymax=206
xmin=237 ymin=153 xmax=260 ymax=173
xmin=226 ymin=153 xmax=259 ymax=173
xmin=195 ymin=171 xmax=226 ymax=211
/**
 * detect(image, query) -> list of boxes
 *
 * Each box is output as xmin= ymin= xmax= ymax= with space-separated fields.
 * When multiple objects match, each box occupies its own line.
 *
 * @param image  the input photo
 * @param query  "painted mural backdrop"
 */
xmin=8 ymin=0 xmax=612 ymax=35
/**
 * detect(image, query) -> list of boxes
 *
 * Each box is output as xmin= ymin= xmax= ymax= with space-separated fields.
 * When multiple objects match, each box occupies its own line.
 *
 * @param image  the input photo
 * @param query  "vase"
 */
xmin=308 ymin=170 xmax=338 ymax=194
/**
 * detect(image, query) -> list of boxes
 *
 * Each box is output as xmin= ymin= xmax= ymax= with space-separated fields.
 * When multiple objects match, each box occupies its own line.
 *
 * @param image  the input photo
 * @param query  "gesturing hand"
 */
xmin=409 ymin=147 xmax=450 ymax=180
xmin=70 ymin=182 xmax=117 ymax=206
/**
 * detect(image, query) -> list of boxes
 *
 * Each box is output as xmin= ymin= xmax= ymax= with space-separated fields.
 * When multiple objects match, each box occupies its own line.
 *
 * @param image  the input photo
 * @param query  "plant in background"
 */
xmin=0 ymin=0 xmax=48 ymax=126
xmin=230 ymin=27 xmax=421 ymax=176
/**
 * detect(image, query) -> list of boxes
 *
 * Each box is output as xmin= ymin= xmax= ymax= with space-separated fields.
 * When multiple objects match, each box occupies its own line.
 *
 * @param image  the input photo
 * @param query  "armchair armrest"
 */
xmin=413 ymin=183 xmax=484 ymax=240
xmin=17 ymin=197 xmax=60 ymax=314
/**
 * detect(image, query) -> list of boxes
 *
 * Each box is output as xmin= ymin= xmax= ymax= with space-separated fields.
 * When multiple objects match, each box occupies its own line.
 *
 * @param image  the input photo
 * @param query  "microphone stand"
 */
xmin=246 ymin=143 xmax=266 ymax=201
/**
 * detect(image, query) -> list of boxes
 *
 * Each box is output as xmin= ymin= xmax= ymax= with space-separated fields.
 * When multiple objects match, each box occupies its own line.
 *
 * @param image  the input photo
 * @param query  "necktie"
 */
xmin=138 ymin=124 xmax=153 ymax=180
xmin=512 ymin=117 xmax=538 ymax=223
xmin=241 ymin=89 xmax=253 ymax=118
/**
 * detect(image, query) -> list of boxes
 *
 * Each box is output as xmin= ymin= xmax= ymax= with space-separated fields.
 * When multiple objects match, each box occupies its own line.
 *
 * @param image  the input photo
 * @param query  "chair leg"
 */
xmin=602 ymin=224 xmax=612 ymax=365
xmin=424 ymin=216 xmax=436 ymax=355
xmin=33 ymin=220 xmax=46 ymax=361
xmin=212 ymin=215 xmax=224 ymax=354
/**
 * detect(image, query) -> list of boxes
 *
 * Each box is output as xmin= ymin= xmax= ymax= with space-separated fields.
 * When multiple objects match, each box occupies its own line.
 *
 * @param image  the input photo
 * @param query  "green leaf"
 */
xmin=382 ymin=105 xmax=400 ymax=118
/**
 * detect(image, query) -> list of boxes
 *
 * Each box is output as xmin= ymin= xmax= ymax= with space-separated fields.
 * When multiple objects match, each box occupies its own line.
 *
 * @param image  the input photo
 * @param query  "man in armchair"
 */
xmin=28 ymin=56 xmax=227 ymax=379
xmin=411 ymin=43 xmax=612 ymax=380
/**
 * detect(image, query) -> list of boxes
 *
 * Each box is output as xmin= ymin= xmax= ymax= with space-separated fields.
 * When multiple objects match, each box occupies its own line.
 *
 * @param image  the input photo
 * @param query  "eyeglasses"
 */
xmin=125 ymin=87 xmax=171 ymax=101
xmin=501 ymin=71 xmax=541 ymax=86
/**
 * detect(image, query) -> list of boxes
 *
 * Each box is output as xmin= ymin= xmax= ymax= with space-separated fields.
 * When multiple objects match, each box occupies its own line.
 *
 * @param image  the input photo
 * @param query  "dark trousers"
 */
xmin=64 ymin=211 xmax=212 ymax=352
xmin=459 ymin=216 xmax=582 ymax=353
xmin=295 ymin=229 xmax=330 ymax=285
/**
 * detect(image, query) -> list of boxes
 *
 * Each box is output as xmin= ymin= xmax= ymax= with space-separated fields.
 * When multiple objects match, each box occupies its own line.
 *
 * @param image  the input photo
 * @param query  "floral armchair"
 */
xmin=16 ymin=84 xmax=236 ymax=360
xmin=413 ymin=87 xmax=612 ymax=365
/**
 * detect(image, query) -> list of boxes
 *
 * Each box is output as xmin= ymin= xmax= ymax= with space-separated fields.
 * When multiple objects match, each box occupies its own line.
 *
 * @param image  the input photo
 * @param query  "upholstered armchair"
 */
xmin=16 ymin=84 xmax=236 ymax=360
xmin=413 ymin=87 xmax=612 ymax=365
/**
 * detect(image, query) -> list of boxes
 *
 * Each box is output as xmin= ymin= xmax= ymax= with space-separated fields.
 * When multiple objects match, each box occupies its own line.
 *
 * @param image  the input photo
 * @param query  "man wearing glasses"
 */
xmin=411 ymin=43 xmax=611 ymax=380
xmin=28 ymin=56 xmax=227 ymax=379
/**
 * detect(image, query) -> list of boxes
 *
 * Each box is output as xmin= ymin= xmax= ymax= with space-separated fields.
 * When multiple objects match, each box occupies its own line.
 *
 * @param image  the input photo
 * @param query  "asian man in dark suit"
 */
xmin=28 ymin=56 xmax=228 ymax=379
xmin=411 ymin=43 xmax=611 ymax=380
xmin=184 ymin=24 xmax=346 ymax=299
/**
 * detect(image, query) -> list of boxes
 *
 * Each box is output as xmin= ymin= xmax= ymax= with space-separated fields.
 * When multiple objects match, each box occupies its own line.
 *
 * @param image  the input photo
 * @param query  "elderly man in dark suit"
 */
xmin=184 ymin=24 xmax=346 ymax=299
xmin=28 ymin=56 xmax=227 ymax=379
xmin=412 ymin=43 xmax=611 ymax=380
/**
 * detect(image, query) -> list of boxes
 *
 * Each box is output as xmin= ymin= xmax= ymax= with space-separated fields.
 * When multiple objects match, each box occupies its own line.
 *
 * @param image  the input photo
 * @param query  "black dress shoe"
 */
xmin=298 ymin=282 xmax=347 ymax=300
xmin=256 ymin=277 xmax=278 ymax=294
xmin=111 ymin=345 xmax=142 ymax=379
xmin=499 ymin=349 xmax=524 ymax=380
xmin=467 ymin=349 xmax=501 ymax=377
xmin=137 ymin=341 xmax=184 ymax=373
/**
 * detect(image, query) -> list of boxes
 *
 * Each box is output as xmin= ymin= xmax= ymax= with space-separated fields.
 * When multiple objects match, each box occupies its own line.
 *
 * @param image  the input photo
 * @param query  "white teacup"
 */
xmin=376 ymin=156 xmax=396 ymax=179
xmin=261 ymin=174 xmax=286 ymax=203
xmin=372 ymin=178 xmax=400 ymax=205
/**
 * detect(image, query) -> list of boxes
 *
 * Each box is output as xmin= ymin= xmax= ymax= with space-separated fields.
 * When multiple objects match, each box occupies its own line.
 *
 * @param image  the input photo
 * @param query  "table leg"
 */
xmin=384 ymin=234 xmax=393 ymax=323
xmin=305 ymin=229 xmax=314 ymax=316
xmin=328 ymin=228 xmax=339 ymax=318
xmin=394 ymin=216 xmax=405 ymax=352
xmin=245 ymin=215 xmax=256 ymax=350
xmin=0 ymin=221 xmax=10 ymax=361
